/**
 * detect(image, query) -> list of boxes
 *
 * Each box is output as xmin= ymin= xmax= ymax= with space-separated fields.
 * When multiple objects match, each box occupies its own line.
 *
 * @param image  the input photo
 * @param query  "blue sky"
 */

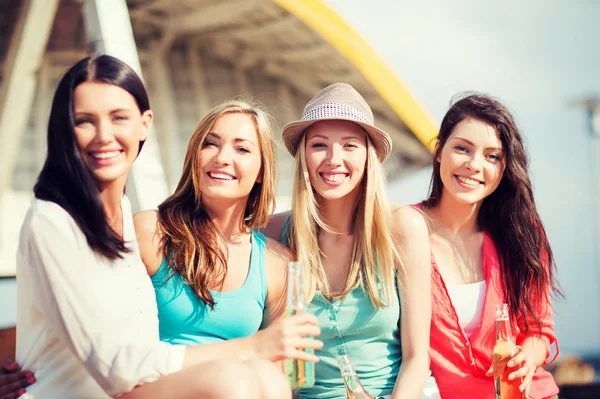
xmin=324 ymin=0 xmax=600 ymax=356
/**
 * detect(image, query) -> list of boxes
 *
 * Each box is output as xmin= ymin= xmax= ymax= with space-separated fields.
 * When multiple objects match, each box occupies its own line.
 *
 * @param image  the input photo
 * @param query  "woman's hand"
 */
xmin=252 ymin=312 xmax=322 ymax=363
xmin=506 ymin=346 xmax=537 ymax=397
xmin=485 ymin=345 xmax=536 ymax=398
xmin=0 ymin=359 xmax=35 ymax=399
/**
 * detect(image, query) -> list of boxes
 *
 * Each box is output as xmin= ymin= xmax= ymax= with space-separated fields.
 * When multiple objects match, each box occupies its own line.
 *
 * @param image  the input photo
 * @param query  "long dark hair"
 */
xmin=423 ymin=92 xmax=562 ymax=333
xmin=33 ymin=55 xmax=150 ymax=259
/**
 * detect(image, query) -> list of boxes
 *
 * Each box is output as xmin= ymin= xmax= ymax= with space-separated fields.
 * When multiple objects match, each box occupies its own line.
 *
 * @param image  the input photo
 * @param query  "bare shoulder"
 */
xmin=264 ymin=236 xmax=295 ymax=269
xmin=133 ymin=210 xmax=163 ymax=276
xmin=133 ymin=209 xmax=159 ymax=234
xmin=262 ymin=211 xmax=291 ymax=241
xmin=391 ymin=204 xmax=429 ymax=236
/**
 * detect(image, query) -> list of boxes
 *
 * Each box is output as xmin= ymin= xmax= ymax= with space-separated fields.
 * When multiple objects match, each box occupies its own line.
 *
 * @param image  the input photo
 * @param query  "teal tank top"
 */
xmin=152 ymin=229 xmax=268 ymax=345
xmin=280 ymin=215 xmax=402 ymax=399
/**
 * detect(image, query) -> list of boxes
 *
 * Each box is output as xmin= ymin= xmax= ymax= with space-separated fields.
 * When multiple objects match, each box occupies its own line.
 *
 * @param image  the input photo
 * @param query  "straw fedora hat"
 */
xmin=282 ymin=83 xmax=392 ymax=162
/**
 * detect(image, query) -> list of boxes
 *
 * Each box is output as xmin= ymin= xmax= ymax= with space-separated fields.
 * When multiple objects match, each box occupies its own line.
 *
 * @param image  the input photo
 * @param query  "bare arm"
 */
xmin=133 ymin=210 xmax=164 ymax=277
xmin=262 ymin=211 xmax=291 ymax=242
xmin=390 ymin=206 xmax=432 ymax=399
xmin=261 ymin=238 xmax=294 ymax=327
xmin=133 ymin=211 xmax=321 ymax=370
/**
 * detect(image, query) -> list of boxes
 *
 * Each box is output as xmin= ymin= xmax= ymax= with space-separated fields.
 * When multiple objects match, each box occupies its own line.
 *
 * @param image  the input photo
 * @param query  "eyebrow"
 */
xmin=452 ymin=136 xmax=503 ymax=152
xmin=73 ymin=108 xmax=132 ymax=116
xmin=206 ymin=132 xmax=257 ymax=147
xmin=308 ymin=134 xmax=363 ymax=141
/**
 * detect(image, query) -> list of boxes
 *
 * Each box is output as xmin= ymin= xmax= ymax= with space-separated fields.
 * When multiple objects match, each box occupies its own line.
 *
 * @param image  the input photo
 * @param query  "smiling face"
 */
xmin=197 ymin=112 xmax=263 ymax=204
xmin=438 ymin=118 xmax=506 ymax=206
xmin=73 ymin=81 xmax=152 ymax=190
xmin=304 ymin=120 xmax=368 ymax=202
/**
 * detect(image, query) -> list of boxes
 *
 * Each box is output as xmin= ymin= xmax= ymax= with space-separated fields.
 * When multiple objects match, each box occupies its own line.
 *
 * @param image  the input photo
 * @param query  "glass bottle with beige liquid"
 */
xmin=284 ymin=261 xmax=315 ymax=389
xmin=492 ymin=303 xmax=524 ymax=399
xmin=336 ymin=354 xmax=375 ymax=399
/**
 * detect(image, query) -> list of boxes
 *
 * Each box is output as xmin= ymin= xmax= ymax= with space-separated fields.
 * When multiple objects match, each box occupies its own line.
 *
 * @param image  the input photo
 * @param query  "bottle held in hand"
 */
xmin=284 ymin=261 xmax=315 ymax=389
xmin=492 ymin=303 xmax=524 ymax=399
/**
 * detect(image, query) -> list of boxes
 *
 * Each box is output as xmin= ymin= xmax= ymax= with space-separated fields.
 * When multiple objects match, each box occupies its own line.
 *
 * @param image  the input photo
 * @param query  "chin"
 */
xmin=451 ymin=193 xmax=484 ymax=206
xmin=317 ymin=189 xmax=352 ymax=201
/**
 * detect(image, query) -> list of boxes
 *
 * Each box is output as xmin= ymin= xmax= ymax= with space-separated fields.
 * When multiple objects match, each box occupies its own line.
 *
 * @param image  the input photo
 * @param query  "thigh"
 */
xmin=118 ymin=360 xmax=261 ymax=399
xmin=245 ymin=359 xmax=292 ymax=399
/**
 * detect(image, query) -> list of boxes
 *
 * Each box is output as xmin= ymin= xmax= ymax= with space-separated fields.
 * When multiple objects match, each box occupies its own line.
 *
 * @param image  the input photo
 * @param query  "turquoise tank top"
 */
xmin=280 ymin=215 xmax=402 ymax=399
xmin=152 ymin=229 xmax=268 ymax=345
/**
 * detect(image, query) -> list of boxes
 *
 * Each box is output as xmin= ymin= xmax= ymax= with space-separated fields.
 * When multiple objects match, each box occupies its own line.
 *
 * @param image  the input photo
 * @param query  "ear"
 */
xmin=255 ymin=165 xmax=263 ymax=184
xmin=434 ymin=139 xmax=441 ymax=163
xmin=139 ymin=110 xmax=153 ymax=141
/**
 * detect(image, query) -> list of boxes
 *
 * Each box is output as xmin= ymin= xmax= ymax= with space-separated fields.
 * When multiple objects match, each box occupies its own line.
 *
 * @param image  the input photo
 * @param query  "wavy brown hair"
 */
xmin=157 ymin=101 xmax=276 ymax=308
xmin=423 ymin=92 xmax=562 ymax=333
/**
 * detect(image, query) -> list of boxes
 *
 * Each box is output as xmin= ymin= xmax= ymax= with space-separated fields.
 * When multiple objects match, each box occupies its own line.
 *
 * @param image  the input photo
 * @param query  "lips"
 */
xmin=89 ymin=150 xmax=122 ymax=160
xmin=318 ymin=172 xmax=349 ymax=187
xmin=454 ymin=174 xmax=483 ymax=187
xmin=208 ymin=171 xmax=236 ymax=181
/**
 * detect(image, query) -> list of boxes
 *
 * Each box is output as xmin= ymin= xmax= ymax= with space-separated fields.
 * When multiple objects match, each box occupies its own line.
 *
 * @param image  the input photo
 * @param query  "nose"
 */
xmin=213 ymin=145 xmax=232 ymax=165
xmin=93 ymin=118 xmax=114 ymax=145
xmin=325 ymin=144 xmax=343 ymax=166
xmin=465 ymin=153 xmax=483 ymax=172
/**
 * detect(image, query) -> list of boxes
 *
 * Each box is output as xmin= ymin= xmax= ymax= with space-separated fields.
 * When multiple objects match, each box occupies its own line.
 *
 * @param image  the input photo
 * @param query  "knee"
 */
xmin=246 ymin=359 xmax=292 ymax=399
xmin=207 ymin=360 xmax=263 ymax=399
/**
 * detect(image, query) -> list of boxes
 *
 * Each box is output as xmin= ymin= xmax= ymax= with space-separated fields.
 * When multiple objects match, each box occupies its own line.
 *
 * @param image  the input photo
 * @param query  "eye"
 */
xmin=454 ymin=145 xmax=468 ymax=153
xmin=202 ymin=140 xmax=217 ymax=148
xmin=74 ymin=118 xmax=91 ymax=126
xmin=487 ymin=153 xmax=502 ymax=162
xmin=113 ymin=115 xmax=129 ymax=122
xmin=344 ymin=143 xmax=358 ymax=149
xmin=236 ymin=147 xmax=250 ymax=154
xmin=310 ymin=142 xmax=326 ymax=148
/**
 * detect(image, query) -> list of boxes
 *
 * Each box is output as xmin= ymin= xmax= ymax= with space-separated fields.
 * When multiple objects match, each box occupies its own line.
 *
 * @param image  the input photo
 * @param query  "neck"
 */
xmin=99 ymin=180 xmax=125 ymax=232
xmin=201 ymin=197 xmax=249 ymax=242
xmin=431 ymin=191 xmax=482 ymax=235
xmin=318 ymin=192 xmax=359 ymax=236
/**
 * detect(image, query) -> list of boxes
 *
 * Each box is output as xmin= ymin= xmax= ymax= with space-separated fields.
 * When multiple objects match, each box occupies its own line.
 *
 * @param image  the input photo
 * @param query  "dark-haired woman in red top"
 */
xmin=418 ymin=92 xmax=561 ymax=399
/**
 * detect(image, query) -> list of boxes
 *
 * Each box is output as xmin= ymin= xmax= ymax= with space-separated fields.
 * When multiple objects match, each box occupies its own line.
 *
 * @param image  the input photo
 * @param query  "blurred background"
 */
xmin=0 ymin=0 xmax=598 ymax=394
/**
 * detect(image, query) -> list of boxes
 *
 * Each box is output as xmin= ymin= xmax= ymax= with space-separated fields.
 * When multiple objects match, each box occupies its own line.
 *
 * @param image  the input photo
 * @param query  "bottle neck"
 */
xmin=496 ymin=317 xmax=513 ymax=341
xmin=287 ymin=262 xmax=306 ymax=310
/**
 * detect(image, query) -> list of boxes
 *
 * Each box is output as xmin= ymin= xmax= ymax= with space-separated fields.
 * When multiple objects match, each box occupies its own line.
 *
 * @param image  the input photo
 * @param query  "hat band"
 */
xmin=301 ymin=103 xmax=372 ymax=125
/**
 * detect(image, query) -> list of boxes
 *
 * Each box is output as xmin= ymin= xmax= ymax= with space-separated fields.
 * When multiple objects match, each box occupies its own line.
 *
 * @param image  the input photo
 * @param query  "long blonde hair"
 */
xmin=158 ymin=100 xmax=276 ymax=308
xmin=287 ymin=133 xmax=401 ymax=308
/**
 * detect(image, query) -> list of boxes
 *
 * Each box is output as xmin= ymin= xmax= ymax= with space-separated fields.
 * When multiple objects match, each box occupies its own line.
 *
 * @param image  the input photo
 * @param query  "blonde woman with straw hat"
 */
xmin=265 ymin=83 xmax=438 ymax=399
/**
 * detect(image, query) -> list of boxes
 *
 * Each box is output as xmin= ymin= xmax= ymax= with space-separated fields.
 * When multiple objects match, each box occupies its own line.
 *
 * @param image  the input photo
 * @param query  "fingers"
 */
xmin=0 ymin=371 xmax=35 ymax=394
xmin=507 ymin=349 xmax=526 ymax=368
xmin=0 ymin=370 xmax=35 ymax=395
xmin=290 ymin=337 xmax=324 ymax=351
xmin=0 ymin=389 xmax=27 ymax=399
xmin=485 ymin=365 xmax=492 ymax=377
xmin=518 ymin=367 xmax=535 ymax=394
xmin=287 ymin=348 xmax=320 ymax=364
xmin=289 ymin=323 xmax=321 ymax=338
xmin=286 ymin=313 xmax=320 ymax=328
xmin=0 ymin=360 xmax=20 ymax=374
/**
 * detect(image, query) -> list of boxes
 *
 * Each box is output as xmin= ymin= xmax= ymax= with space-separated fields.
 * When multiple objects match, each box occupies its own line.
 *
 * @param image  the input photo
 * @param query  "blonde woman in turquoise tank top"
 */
xmin=134 ymin=101 xmax=323 ymax=398
xmin=264 ymin=84 xmax=436 ymax=399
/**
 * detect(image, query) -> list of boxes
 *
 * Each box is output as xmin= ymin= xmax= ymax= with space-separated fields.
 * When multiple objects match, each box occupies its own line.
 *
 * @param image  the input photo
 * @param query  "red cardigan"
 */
xmin=429 ymin=232 xmax=559 ymax=399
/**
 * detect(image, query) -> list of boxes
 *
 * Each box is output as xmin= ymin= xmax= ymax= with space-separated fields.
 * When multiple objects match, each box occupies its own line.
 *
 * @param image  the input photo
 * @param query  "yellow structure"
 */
xmin=0 ymin=0 xmax=437 ymax=276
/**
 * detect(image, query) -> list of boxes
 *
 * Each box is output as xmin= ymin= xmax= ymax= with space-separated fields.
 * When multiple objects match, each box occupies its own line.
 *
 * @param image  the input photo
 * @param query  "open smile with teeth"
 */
xmin=455 ymin=175 xmax=482 ymax=187
xmin=90 ymin=151 xmax=121 ymax=160
xmin=320 ymin=172 xmax=348 ymax=183
xmin=208 ymin=172 xmax=236 ymax=181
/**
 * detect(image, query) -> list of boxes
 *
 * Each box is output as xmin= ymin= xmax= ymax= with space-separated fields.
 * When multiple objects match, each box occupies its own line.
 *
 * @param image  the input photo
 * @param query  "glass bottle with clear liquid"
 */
xmin=336 ymin=354 xmax=375 ymax=399
xmin=284 ymin=261 xmax=315 ymax=389
xmin=492 ymin=303 xmax=524 ymax=399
